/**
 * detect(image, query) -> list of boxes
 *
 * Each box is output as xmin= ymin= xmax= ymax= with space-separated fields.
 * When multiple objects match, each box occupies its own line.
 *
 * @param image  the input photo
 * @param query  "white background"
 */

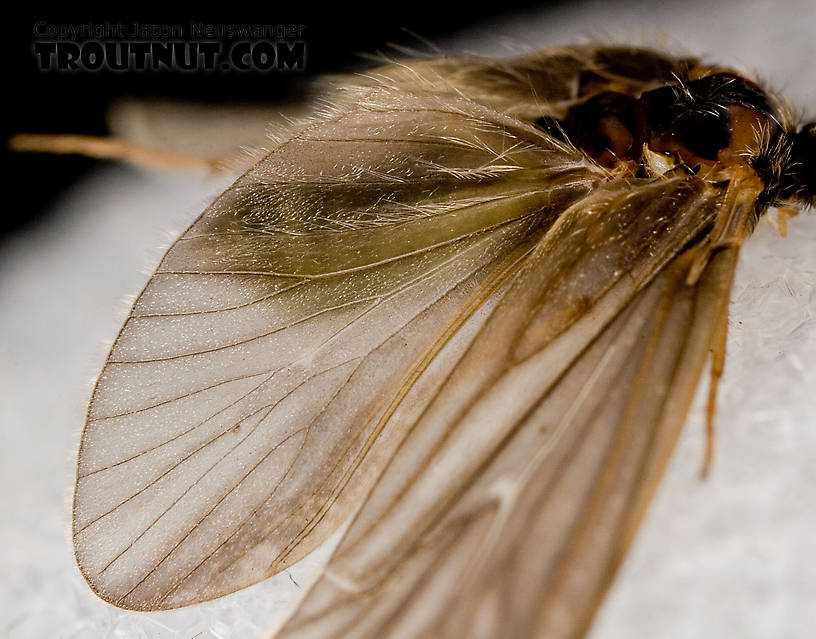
xmin=2 ymin=1 xmax=815 ymax=637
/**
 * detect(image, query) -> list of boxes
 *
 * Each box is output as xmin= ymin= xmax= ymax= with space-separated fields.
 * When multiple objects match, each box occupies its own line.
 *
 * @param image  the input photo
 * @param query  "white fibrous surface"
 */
xmin=1 ymin=0 xmax=814 ymax=637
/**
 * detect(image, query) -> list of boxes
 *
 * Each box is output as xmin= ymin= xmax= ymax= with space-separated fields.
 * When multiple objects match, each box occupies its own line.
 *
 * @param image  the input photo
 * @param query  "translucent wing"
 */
xmin=271 ymin=176 xmax=734 ymax=639
xmin=73 ymin=85 xmax=602 ymax=610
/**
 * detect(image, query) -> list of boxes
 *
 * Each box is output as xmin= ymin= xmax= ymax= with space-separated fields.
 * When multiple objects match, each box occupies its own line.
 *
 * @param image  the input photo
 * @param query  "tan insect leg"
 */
xmin=687 ymin=165 xmax=764 ymax=285
xmin=701 ymin=300 xmax=730 ymax=479
xmin=776 ymin=206 xmax=800 ymax=238
xmin=9 ymin=133 xmax=224 ymax=172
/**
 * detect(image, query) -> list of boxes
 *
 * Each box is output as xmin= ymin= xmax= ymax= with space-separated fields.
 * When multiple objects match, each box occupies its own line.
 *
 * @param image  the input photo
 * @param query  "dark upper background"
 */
xmin=4 ymin=5 xmax=569 ymax=240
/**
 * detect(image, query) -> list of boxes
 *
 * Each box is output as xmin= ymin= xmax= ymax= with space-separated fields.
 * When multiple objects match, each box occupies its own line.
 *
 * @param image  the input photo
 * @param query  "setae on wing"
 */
xmin=73 ymin=84 xmax=601 ymax=610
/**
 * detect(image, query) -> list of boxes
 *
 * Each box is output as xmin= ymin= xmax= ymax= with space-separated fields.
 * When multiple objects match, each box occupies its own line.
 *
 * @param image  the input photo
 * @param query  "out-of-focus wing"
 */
xmin=73 ymin=85 xmax=601 ymax=611
xmin=106 ymin=98 xmax=303 ymax=159
xmin=272 ymin=176 xmax=734 ymax=639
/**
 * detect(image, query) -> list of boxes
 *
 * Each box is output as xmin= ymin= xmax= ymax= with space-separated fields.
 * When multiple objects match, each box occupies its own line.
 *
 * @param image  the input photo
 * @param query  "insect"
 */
xmin=31 ymin=45 xmax=814 ymax=638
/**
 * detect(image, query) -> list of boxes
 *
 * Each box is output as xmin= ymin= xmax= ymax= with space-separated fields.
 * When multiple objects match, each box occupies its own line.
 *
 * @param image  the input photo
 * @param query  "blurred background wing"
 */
xmin=106 ymin=98 xmax=311 ymax=161
xmin=73 ymin=84 xmax=601 ymax=610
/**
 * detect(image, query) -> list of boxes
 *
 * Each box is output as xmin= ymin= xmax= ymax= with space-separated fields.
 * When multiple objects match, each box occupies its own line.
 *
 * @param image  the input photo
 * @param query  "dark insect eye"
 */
xmin=778 ymin=122 xmax=816 ymax=203
xmin=672 ymin=108 xmax=731 ymax=161
xmin=796 ymin=123 xmax=816 ymax=197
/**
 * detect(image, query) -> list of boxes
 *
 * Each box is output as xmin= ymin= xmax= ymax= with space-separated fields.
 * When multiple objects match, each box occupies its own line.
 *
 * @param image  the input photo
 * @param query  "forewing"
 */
xmin=271 ymin=176 xmax=732 ymax=639
xmin=73 ymin=86 xmax=600 ymax=610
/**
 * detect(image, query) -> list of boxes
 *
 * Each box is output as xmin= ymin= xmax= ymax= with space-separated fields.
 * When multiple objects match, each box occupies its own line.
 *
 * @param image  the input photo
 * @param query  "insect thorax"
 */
xmin=541 ymin=70 xmax=815 ymax=208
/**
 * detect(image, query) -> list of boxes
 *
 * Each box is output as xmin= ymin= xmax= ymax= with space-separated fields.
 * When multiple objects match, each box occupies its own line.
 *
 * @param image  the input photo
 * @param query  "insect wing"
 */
xmin=73 ymin=86 xmax=600 ymax=610
xmin=271 ymin=175 xmax=734 ymax=639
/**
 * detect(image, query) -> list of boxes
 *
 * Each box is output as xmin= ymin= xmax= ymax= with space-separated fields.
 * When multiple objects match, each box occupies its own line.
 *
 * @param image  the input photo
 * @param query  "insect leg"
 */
xmin=701 ymin=297 xmax=730 ymax=479
xmin=775 ymin=206 xmax=800 ymax=238
xmin=686 ymin=166 xmax=764 ymax=285
xmin=9 ymin=133 xmax=225 ymax=171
